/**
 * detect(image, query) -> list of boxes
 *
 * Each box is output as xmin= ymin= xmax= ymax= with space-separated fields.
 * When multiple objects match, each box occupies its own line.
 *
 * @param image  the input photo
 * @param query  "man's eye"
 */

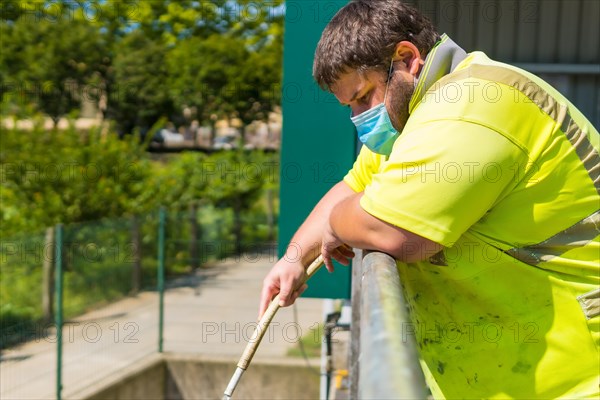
xmin=357 ymin=94 xmax=369 ymax=104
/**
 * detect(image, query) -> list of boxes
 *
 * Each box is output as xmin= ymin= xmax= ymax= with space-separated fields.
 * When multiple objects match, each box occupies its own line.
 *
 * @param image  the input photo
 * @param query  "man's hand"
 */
xmin=258 ymin=257 xmax=309 ymax=319
xmin=258 ymin=181 xmax=357 ymax=319
xmin=321 ymin=221 xmax=355 ymax=272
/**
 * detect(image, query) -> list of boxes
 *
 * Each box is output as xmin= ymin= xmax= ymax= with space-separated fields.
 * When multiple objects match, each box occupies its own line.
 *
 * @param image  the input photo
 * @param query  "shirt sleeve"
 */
xmin=343 ymin=145 xmax=384 ymax=192
xmin=360 ymin=119 xmax=528 ymax=247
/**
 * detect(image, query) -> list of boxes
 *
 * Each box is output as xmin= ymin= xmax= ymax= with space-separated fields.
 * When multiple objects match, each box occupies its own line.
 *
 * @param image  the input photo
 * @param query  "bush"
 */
xmin=1 ymin=121 xmax=280 ymax=348
xmin=0 ymin=124 xmax=153 ymax=238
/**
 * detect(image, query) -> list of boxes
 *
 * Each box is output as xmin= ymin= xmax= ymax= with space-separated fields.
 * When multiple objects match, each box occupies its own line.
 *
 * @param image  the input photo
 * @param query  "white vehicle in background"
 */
xmin=160 ymin=128 xmax=185 ymax=144
xmin=213 ymin=135 xmax=238 ymax=150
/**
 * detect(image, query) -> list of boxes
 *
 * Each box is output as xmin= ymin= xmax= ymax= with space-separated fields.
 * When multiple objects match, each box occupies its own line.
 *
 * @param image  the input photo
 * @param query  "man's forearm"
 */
xmin=330 ymin=192 xmax=443 ymax=262
xmin=284 ymin=180 xmax=356 ymax=266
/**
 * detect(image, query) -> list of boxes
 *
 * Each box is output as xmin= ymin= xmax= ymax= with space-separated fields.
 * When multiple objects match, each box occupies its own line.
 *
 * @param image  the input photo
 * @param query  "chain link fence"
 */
xmin=0 ymin=201 xmax=277 ymax=399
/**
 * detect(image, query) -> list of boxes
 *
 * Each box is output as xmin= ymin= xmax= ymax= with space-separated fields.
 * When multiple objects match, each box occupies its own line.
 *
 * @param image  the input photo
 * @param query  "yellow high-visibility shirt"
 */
xmin=344 ymin=35 xmax=599 ymax=399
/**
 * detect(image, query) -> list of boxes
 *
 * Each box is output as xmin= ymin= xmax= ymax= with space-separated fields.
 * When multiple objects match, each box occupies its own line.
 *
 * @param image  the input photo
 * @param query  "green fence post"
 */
xmin=55 ymin=223 xmax=63 ymax=400
xmin=157 ymin=207 xmax=166 ymax=353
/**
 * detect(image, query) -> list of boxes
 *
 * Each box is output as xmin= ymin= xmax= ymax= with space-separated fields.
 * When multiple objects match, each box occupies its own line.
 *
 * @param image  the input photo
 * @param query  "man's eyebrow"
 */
xmin=348 ymin=89 xmax=361 ymax=103
xmin=342 ymin=87 xmax=365 ymax=106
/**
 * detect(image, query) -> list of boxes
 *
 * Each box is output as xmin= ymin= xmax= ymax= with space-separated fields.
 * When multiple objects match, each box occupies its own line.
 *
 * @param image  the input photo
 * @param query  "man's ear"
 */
xmin=392 ymin=41 xmax=424 ymax=76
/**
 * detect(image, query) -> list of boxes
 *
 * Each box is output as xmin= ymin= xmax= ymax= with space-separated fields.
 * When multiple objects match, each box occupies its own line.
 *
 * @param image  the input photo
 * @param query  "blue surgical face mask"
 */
xmin=350 ymin=60 xmax=399 ymax=156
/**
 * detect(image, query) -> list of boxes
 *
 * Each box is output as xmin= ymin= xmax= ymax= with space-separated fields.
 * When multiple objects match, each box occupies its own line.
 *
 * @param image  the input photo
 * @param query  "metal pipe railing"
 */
xmin=357 ymin=252 xmax=428 ymax=399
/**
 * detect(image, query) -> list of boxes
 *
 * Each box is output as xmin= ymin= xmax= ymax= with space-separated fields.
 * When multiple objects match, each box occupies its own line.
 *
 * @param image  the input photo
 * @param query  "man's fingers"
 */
xmin=259 ymin=253 xmax=323 ymax=317
xmin=259 ymin=280 xmax=301 ymax=317
xmin=298 ymin=283 xmax=308 ymax=297
xmin=323 ymin=254 xmax=335 ymax=272
xmin=322 ymin=243 xmax=336 ymax=273
xmin=323 ymin=247 xmax=355 ymax=270
xmin=289 ymin=284 xmax=308 ymax=304
xmin=282 ymin=284 xmax=309 ymax=307
xmin=335 ymin=250 xmax=353 ymax=263
xmin=259 ymin=283 xmax=278 ymax=319
xmin=332 ymin=248 xmax=352 ymax=266
xmin=277 ymin=279 xmax=295 ymax=307
xmin=338 ymin=245 xmax=355 ymax=259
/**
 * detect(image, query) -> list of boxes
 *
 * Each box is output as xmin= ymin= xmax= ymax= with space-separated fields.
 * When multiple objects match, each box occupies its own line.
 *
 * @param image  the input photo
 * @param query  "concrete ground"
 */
xmin=0 ymin=255 xmax=324 ymax=400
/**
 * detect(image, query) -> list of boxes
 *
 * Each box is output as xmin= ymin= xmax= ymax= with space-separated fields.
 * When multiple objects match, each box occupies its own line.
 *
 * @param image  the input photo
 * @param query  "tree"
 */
xmin=107 ymin=31 xmax=175 ymax=135
xmin=1 ymin=0 xmax=284 ymax=135
xmin=204 ymin=151 xmax=265 ymax=254
xmin=167 ymin=27 xmax=282 ymax=144
xmin=167 ymin=34 xmax=247 ymax=142
xmin=0 ymin=12 xmax=107 ymax=125
xmin=138 ymin=152 xmax=210 ymax=211
xmin=229 ymin=0 xmax=284 ymax=133
xmin=0 ymin=125 xmax=152 ymax=238
xmin=234 ymin=31 xmax=283 ymax=140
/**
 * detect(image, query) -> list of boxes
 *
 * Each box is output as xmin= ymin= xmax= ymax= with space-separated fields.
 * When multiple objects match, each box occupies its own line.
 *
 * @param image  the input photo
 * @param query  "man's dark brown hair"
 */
xmin=313 ymin=0 xmax=439 ymax=91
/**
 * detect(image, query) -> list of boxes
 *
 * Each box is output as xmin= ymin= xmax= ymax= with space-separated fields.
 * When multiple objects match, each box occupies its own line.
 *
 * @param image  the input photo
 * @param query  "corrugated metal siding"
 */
xmin=405 ymin=0 xmax=600 ymax=127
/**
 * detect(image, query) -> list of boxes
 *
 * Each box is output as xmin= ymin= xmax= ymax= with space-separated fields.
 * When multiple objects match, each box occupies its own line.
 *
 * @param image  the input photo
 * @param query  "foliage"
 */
xmin=107 ymin=31 xmax=175 ymax=134
xmin=0 ymin=214 xmax=157 ymax=348
xmin=141 ymin=152 xmax=211 ymax=210
xmin=0 ymin=230 xmax=46 ymax=348
xmin=287 ymin=323 xmax=323 ymax=358
xmin=0 ymin=123 xmax=279 ymax=237
xmin=0 ymin=140 xmax=280 ymax=348
xmin=0 ymin=12 xmax=108 ymax=124
xmin=0 ymin=124 xmax=152 ymax=236
xmin=1 ymin=0 xmax=284 ymax=135
xmin=166 ymin=28 xmax=282 ymax=133
xmin=166 ymin=34 xmax=248 ymax=127
xmin=0 ymin=0 xmax=284 ymax=348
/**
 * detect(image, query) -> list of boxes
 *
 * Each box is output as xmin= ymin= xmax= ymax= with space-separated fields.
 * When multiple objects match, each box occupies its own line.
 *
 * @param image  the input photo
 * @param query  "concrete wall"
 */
xmin=83 ymin=354 xmax=320 ymax=400
xmin=84 ymin=355 xmax=165 ymax=400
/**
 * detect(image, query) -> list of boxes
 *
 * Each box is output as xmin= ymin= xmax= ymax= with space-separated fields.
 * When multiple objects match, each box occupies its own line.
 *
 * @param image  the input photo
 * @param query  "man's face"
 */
xmin=331 ymin=64 xmax=415 ymax=132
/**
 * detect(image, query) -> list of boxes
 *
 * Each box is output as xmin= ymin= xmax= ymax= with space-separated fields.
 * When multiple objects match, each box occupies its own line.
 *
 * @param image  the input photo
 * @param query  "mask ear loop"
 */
xmin=383 ymin=58 xmax=395 ymax=103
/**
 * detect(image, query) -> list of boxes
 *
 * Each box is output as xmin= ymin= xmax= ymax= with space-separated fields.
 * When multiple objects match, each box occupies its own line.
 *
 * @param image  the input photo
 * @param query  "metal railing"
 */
xmin=349 ymin=251 xmax=428 ymax=399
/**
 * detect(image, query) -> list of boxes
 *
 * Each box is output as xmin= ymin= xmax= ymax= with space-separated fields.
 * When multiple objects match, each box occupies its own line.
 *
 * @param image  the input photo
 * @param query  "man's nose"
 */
xmin=351 ymin=105 xmax=370 ymax=117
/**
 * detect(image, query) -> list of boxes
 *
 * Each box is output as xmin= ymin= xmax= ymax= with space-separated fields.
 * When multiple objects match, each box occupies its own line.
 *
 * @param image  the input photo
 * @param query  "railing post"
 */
xmin=55 ymin=224 xmax=64 ymax=400
xmin=320 ymin=300 xmax=335 ymax=400
xmin=358 ymin=252 xmax=427 ymax=399
xmin=349 ymin=248 xmax=363 ymax=399
xmin=157 ymin=207 xmax=166 ymax=353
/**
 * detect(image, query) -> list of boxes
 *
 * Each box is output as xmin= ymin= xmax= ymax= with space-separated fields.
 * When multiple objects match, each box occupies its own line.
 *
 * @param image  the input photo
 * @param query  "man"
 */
xmin=260 ymin=1 xmax=599 ymax=398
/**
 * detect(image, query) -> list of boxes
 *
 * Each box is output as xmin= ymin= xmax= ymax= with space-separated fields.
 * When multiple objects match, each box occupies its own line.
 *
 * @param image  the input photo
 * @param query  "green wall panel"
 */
xmin=279 ymin=0 xmax=353 ymax=299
